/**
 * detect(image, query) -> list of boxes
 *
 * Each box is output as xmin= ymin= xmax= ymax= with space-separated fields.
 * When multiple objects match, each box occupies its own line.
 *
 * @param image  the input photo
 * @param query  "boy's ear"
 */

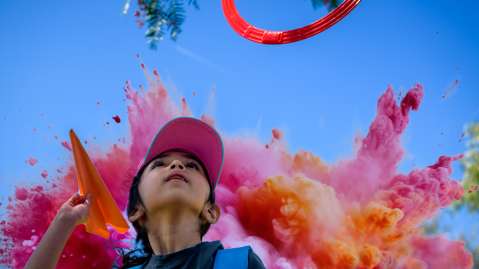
xmin=202 ymin=203 xmax=221 ymax=225
xmin=128 ymin=206 xmax=145 ymax=223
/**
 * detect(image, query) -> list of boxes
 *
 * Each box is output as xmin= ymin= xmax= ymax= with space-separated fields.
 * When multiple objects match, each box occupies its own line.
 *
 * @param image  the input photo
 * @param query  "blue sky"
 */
xmin=1 ymin=0 xmax=478 ymax=249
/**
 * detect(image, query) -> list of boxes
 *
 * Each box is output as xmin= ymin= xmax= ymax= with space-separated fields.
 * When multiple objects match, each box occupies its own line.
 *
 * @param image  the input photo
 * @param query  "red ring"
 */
xmin=222 ymin=0 xmax=361 ymax=44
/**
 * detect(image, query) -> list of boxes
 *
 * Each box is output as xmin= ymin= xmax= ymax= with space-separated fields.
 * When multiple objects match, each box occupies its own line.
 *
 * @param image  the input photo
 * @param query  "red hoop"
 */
xmin=222 ymin=0 xmax=361 ymax=44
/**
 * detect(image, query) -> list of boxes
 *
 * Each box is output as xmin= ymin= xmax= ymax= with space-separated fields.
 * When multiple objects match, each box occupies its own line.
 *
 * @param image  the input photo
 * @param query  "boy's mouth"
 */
xmin=165 ymin=173 xmax=189 ymax=183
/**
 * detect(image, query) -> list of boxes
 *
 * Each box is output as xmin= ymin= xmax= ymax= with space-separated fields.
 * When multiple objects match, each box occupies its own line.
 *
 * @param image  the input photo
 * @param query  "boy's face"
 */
xmin=138 ymin=150 xmax=212 ymax=216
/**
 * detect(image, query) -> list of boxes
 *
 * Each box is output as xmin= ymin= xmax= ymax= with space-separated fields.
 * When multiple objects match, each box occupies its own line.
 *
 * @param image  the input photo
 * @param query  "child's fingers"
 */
xmin=84 ymin=194 xmax=93 ymax=208
xmin=68 ymin=192 xmax=90 ymax=206
xmin=67 ymin=192 xmax=81 ymax=204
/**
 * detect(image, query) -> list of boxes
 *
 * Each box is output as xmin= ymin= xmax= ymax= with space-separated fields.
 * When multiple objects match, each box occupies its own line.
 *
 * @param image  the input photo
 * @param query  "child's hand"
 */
xmin=25 ymin=193 xmax=92 ymax=269
xmin=57 ymin=192 xmax=92 ymax=226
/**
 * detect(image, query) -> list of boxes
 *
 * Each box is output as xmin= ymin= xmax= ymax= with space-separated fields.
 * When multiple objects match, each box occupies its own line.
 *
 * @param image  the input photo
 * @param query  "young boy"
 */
xmin=25 ymin=117 xmax=265 ymax=269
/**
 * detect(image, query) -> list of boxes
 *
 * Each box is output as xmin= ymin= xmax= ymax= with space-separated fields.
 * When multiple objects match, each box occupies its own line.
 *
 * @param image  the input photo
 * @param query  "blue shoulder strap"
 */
xmin=213 ymin=246 xmax=250 ymax=269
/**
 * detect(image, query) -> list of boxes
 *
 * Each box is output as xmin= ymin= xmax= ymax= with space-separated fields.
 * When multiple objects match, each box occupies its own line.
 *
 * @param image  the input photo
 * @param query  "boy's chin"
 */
xmin=154 ymin=191 xmax=202 ymax=210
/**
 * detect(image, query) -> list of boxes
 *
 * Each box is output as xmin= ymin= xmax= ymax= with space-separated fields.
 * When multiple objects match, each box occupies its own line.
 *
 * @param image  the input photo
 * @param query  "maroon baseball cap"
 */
xmin=139 ymin=117 xmax=224 ymax=189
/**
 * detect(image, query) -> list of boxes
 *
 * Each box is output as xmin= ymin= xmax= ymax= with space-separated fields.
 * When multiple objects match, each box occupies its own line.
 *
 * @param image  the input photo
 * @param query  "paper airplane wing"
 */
xmin=69 ymin=129 xmax=129 ymax=239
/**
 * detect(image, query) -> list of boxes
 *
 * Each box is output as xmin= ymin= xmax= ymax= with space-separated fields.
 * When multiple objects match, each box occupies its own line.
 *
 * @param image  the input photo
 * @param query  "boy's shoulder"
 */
xmin=123 ymin=241 xmax=265 ymax=269
xmin=247 ymin=248 xmax=265 ymax=269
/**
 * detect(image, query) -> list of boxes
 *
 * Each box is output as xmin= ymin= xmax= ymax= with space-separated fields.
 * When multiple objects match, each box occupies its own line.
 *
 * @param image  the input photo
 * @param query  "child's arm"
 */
xmin=24 ymin=192 xmax=92 ymax=269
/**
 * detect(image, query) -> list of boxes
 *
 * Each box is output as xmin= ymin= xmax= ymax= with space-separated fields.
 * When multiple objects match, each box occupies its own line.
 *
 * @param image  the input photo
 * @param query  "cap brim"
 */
xmin=142 ymin=117 xmax=224 ymax=188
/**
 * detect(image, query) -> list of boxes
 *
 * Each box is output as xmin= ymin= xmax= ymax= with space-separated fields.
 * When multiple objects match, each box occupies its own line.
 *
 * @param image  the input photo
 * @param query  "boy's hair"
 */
xmin=116 ymin=156 xmax=215 ymax=268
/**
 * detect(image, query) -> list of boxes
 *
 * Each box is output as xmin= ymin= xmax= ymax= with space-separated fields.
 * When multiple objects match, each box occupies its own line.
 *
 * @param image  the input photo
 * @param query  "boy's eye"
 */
xmin=186 ymin=162 xmax=199 ymax=170
xmin=151 ymin=160 xmax=165 ymax=169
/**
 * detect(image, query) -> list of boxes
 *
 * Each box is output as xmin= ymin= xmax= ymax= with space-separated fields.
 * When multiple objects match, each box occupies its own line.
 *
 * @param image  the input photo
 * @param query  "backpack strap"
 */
xmin=213 ymin=246 xmax=250 ymax=269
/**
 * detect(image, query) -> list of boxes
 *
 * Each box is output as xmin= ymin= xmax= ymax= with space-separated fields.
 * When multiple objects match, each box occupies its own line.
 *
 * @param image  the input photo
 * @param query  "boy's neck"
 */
xmin=146 ymin=208 xmax=202 ymax=255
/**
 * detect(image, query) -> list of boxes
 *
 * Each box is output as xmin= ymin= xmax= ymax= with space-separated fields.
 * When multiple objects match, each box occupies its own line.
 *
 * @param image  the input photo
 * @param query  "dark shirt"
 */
xmin=143 ymin=241 xmax=265 ymax=269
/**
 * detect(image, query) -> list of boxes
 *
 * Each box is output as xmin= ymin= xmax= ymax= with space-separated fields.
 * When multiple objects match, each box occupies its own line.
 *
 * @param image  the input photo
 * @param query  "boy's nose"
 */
xmin=169 ymin=160 xmax=185 ymax=170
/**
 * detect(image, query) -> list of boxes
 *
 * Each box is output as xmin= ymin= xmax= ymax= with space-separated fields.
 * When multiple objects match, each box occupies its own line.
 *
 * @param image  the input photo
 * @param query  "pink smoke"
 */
xmin=0 ymin=71 xmax=473 ymax=268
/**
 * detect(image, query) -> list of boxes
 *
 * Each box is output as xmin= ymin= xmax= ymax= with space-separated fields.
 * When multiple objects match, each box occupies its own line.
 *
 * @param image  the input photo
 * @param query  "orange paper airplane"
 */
xmin=69 ymin=129 xmax=129 ymax=238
